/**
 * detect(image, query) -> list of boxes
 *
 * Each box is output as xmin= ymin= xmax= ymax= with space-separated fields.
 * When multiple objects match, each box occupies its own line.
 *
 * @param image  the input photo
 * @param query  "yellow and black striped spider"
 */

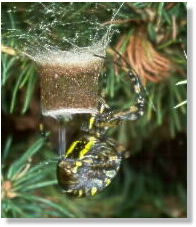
xmin=57 ymin=53 xmax=145 ymax=198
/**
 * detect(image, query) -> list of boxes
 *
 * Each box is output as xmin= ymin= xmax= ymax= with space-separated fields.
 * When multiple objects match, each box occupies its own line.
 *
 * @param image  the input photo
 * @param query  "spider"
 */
xmin=57 ymin=53 xmax=146 ymax=198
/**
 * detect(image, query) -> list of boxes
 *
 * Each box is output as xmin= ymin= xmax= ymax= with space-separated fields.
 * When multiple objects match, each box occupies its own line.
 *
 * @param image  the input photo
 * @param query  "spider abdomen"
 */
xmin=57 ymin=137 xmax=121 ymax=197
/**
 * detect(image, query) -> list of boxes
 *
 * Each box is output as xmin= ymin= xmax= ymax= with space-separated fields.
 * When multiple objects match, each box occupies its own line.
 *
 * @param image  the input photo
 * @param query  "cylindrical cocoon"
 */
xmin=38 ymin=48 xmax=104 ymax=118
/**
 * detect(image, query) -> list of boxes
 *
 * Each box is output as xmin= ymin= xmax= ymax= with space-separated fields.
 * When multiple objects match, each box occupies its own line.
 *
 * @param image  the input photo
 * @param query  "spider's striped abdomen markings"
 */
xmin=57 ymin=135 xmax=121 ymax=197
xmin=65 ymin=140 xmax=84 ymax=158
xmin=79 ymin=137 xmax=97 ymax=158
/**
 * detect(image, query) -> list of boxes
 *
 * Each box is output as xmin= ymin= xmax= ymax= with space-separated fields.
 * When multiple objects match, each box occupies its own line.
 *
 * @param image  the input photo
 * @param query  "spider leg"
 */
xmin=112 ymin=70 xmax=145 ymax=121
xmin=95 ymin=69 xmax=145 ymax=128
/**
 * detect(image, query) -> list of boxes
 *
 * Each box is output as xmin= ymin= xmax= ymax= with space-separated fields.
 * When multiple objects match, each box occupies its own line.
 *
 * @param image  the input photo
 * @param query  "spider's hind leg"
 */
xmin=101 ymin=69 xmax=145 ymax=124
xmin=117 ymin=69 xmax=145 ymax=121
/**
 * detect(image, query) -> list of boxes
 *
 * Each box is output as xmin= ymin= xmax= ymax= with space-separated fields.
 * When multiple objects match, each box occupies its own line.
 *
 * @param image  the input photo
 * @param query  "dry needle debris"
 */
xmin=114 ymin=27 xmax=172 ymax=84
xmin=2 ymin=181 xmax=18 ymax=199
xmin=1 ymin=45 xmax=17 ymax=56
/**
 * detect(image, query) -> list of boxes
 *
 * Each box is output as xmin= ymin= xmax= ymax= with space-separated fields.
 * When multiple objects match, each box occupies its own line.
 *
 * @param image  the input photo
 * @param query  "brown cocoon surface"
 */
xmin=39 ymin=58 xmax=103 ymax=117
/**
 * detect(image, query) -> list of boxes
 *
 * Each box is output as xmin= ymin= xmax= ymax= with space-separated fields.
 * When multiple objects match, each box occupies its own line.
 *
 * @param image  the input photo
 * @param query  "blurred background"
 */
xmin=1 ymin=2 xmax=187 ymax=218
